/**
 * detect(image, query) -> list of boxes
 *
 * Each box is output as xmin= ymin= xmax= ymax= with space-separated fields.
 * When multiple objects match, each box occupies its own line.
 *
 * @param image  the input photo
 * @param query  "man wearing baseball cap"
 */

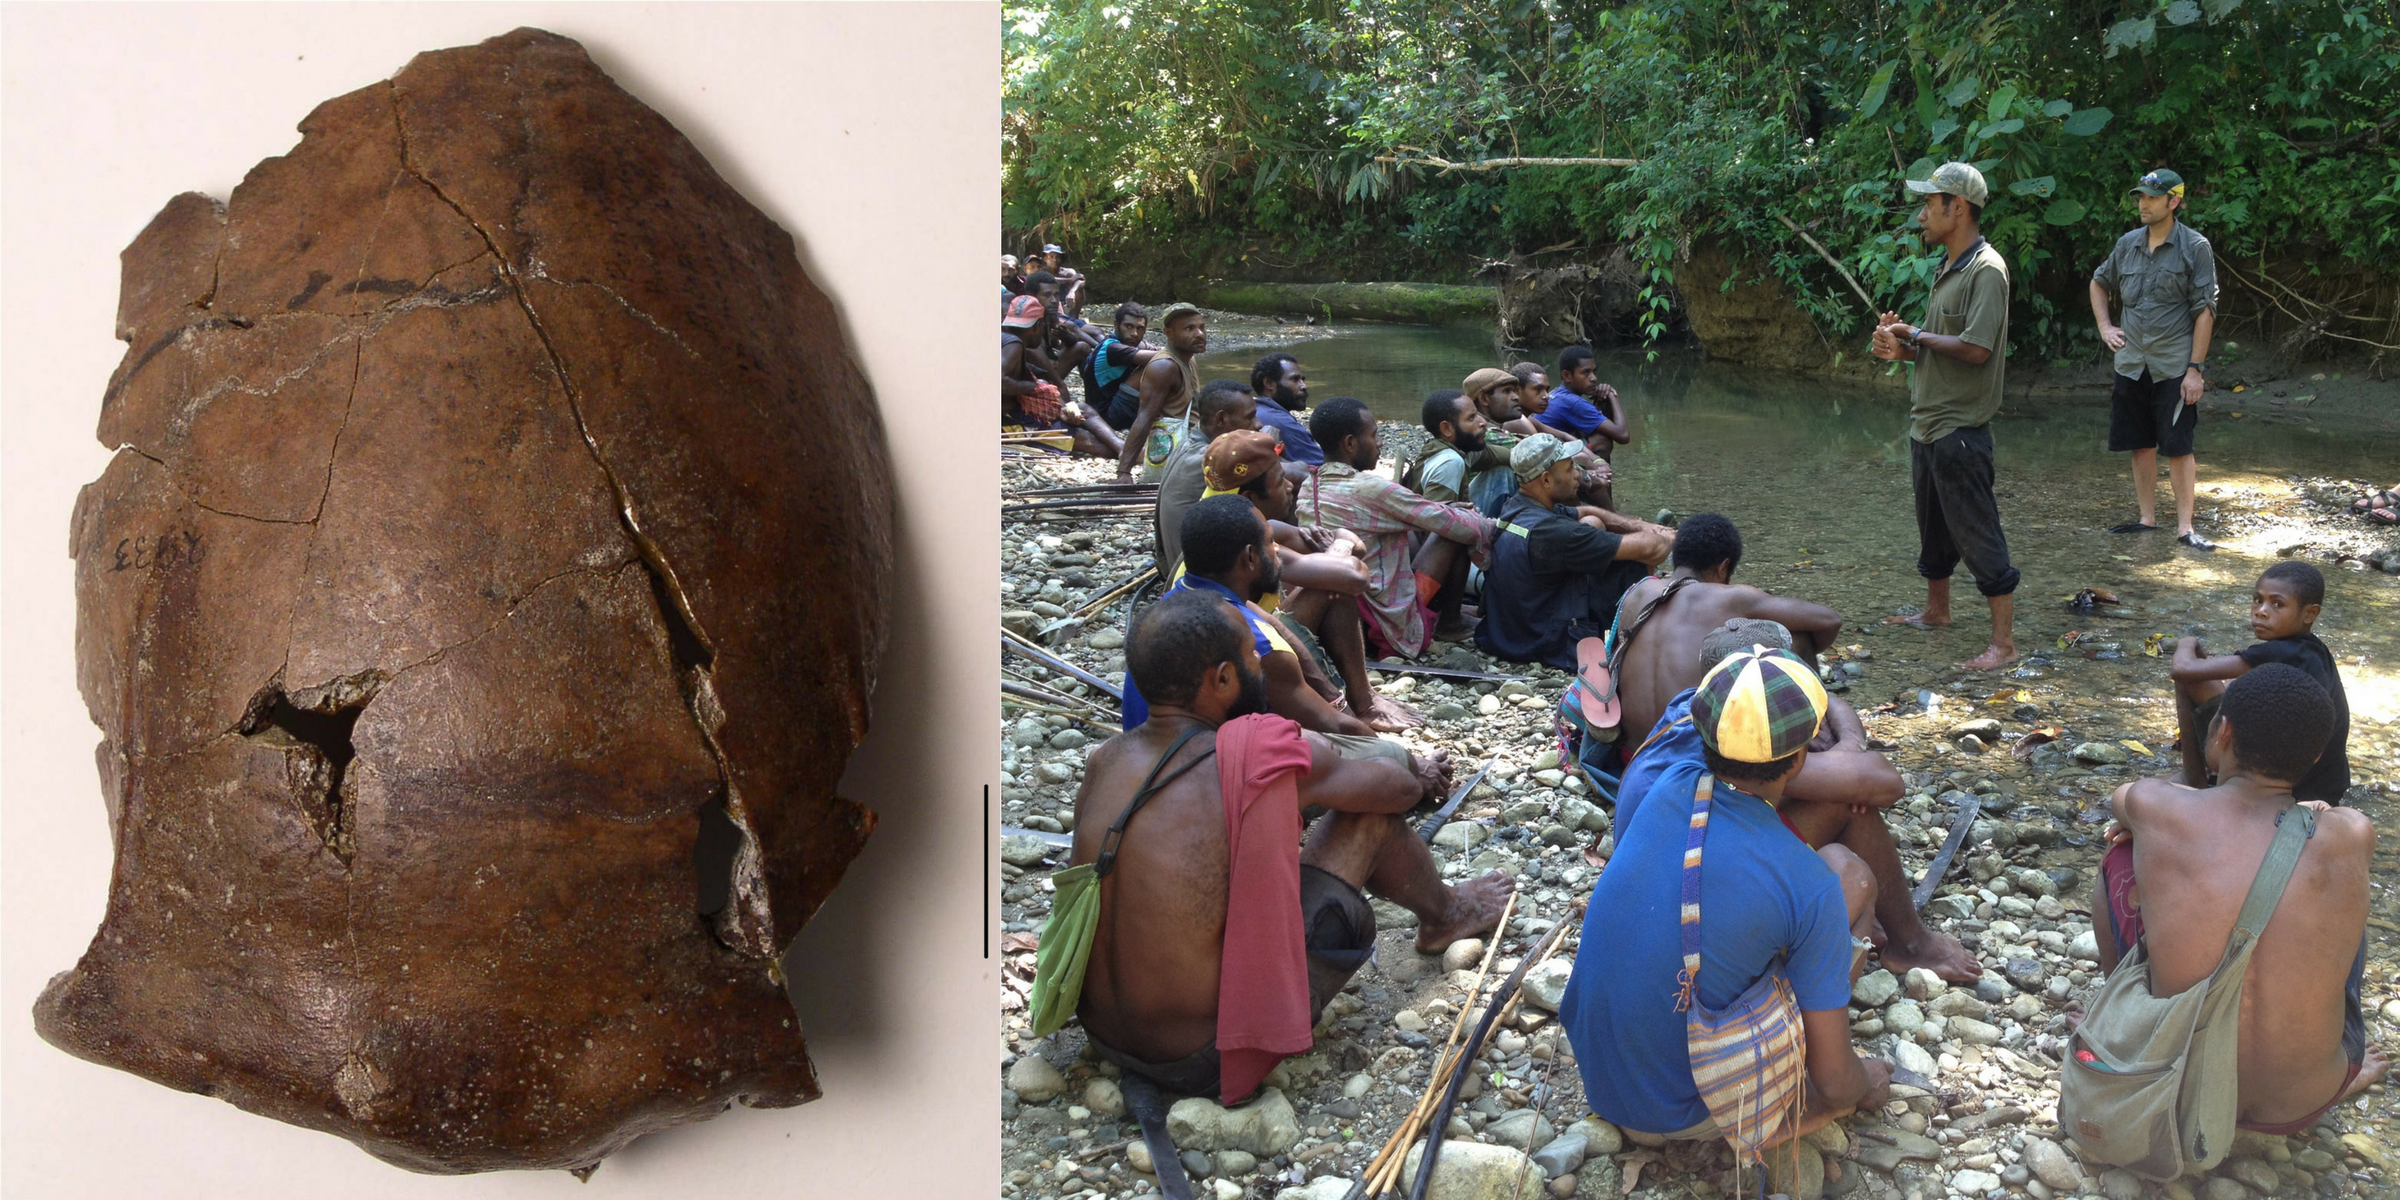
xmin=1872 ymin=161 xmax=2022 ymax=671
xmin=1115 ymin=302 xmax=1207 ymax=482
xmin=2089 ymin=169 xmax=2219 ymax=549
xmin=1003 ymin=294 xmax=1121 ymax=459
xmin=1559 ymin=646 xmax=1892 ymax=1143
xmin=1474 ymin=433 xmax=1671 ymax=670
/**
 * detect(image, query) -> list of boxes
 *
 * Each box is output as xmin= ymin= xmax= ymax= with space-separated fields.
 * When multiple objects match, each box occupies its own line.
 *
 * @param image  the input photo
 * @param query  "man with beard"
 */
xmin=1071 ymin=589 xmax=1515 ymax=1102
xmin=1085 ymin=302 xmax=1159 ymax=430
xmin=1405 ymin=389 xmax=1500 ymax=504
xmin=1460 ymin=369 xmax=1613 ymax=515
xmin=1003 ymin=295 xmax=1120 ymax=459
xmin=1251 ymin=353 xmax=1324 ymax=467
xmin=1198 ymin=432 xmax=1424 ymax=732
xmin=1299 ymin=398 xmax=1494 ymax=656
xmin=1117 ymin=303 xmax=1208 ymax=482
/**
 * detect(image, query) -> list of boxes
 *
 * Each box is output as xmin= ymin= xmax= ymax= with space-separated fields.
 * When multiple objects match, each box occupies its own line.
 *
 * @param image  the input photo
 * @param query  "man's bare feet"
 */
xmin=2343 ymin=1048 xmax=2392 ymax=1102
xmin=1415 ymin=871 xmax=1517 ymax=953
xmin=1431 ymin=616 xmax=1479 ymax=644
xmin=1367 ymin=694 xmax=1426 ymax=732
xmin=1956 ymin=645 xmax=2018 ymax=671
xmin=1881 ymin=610 xmax=1950 ymax=628
xmin=1877 ymin=928 xmax=1983 ymax=984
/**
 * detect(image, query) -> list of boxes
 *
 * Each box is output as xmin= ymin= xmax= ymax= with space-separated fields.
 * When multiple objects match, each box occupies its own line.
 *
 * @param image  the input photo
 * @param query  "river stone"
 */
xmin=2005 ymin=958 xmax=2047 ymax=991
xmin=1853 ymin=968 xmax=1900 ymax=1008
xmin=1002 ymin=833 xmax=1053 ymax=868
xmin=1444 ymin=939 xmax=1487 ymax=972
xmin=1487 ymin=1110 xmax=1557 ymax=1151
xmin=2199 ymin=1178 xmax=2250 ymax=1200
xmin=1007 ymin=1055 xmax=1067 ymax=1104
xmin=1770 ymin=1139 xmax=1826 ymax=1199
xmin=1884 ymin=999 xmax=1925 ymax=1036
xmin=1435 ymin=822 xmax=1492 ymax=851
xmin=2100 ymin=1167 xmax=2145 ymax=1200
xmin=1950 ymin=1168 xmax=2002 ymax=1195
xmin=1167 ymin=1088 xmax=1302 ymax=1155
xmin=1521 ymin=958 xmax=1575 ymax=1012
xmin=2224 ymin=1158 xmax=2278 ymax=1193
xmin=2073 ymin=742 xmax=2130 ymax=765
xmin=1929 ymin=991 xmax=1990 ymax=1020
xmin=1399 ymin=1140 xmax=1547 ymax=1200
xmin=1949 ymin=1016 xmax=2002 ymax=1045
xmin=1888 ymin=1037 xmax=1938 ymax=1079
xmin=1275 ymin=1179 xmax=1356 ymax=1200
xmin=36 ymin=29 xmax=892 ymax=1175
xmin=1082 ymin=1077 xmax=1125 ymax=1119
xmin=2022 ymin=1138 xmax=2086 ymax=1191
xmin=1219 ymin=1149 xmax=1259 ymax=1175
xmin=1531 ymin=1132 xmax=1587 ymax=1179
xmin=1569 ymin=1116 xmax=1623 ymax=1157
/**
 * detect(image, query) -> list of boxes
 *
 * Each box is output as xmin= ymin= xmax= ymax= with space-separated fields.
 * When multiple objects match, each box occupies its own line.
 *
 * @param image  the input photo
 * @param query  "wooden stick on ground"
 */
xmin=1073 ymin=565 xmax=1158 ymax=619
xmin=1352 ymin=892 xmax=1518 ymax=1199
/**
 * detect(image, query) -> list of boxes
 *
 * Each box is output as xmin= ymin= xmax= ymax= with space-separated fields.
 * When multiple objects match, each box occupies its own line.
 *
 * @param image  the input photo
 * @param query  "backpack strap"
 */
xmin=2228 ymin=804 xmax=2317 ymax=945
xmin=1602 ymin=576 xmax=1696 ymax=704
xmin=1673 ymin=774 xmax=1716 ymax=1013
xmin=1093 ymin=724 xmax=1217 ymax=880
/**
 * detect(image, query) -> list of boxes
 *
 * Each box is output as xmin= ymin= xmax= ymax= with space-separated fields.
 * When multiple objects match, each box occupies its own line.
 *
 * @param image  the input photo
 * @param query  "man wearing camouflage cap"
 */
xmin=1559 ymin=646 xmax=1892 ymax=1143
xmin=1872 ymin=161 xmax=2021 ymax=671
xmin=1474 ymin=433 xmax=1671 ymax=670
xmin=2090 ymin=168 xmax=2219 ymax=550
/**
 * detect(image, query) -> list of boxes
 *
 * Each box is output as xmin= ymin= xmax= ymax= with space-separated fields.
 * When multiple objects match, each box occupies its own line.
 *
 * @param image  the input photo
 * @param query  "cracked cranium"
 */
xmin=36 ymin=29 xmax=893 ymax=1174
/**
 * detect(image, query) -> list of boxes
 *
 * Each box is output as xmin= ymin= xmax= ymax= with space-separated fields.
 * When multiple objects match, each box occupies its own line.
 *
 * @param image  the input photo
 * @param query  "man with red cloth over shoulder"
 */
xmin=1070 ymin=590 xmax=1516 ymax=1104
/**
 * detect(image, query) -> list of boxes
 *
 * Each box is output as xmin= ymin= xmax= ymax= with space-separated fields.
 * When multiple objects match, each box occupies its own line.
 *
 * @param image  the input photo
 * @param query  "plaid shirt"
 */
xmin=1296 ymin=462 xmax=1493 ymax=657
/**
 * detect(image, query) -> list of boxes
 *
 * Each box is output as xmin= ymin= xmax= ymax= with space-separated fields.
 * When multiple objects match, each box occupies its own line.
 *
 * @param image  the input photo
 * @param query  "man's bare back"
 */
xmin=2112 ymin=776 xmax=2383 ymax=1124
xmin=1615 ymin=575 xmax=1841 ymax=748
xmin=1070 ymin=721 xmax=1238 ymax=1062
xmin=1069 ymin=715 xmax=1512 ymax=1065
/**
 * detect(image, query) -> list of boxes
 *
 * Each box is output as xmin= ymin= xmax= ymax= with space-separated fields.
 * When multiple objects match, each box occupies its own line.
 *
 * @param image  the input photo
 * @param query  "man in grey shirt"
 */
xmin=2090 ymin=168 xmax=2219 ymax=550
xmin=1153 ymin=380 xmax=1261 ymax=575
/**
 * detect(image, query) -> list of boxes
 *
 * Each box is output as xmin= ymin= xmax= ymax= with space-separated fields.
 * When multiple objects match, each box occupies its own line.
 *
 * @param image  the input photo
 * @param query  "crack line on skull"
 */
xmin=523 ymin=266 xmax=704 ymax=363
xmin=117 ymin=444 xmax=316 ymax=525
xmin=389 ymin=81 xmax=777 ymax=957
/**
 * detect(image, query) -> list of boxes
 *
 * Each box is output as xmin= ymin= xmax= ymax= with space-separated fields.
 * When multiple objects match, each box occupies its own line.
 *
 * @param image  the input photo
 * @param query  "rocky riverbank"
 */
xmin=997 ymin=424 xmax=2400 ymax=1200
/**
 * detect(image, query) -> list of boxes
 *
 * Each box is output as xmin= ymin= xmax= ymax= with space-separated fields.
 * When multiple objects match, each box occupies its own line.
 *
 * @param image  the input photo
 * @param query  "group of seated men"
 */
xmin=1066 ymin=477 xmax=2380 ymax=1156
xmin=1139 ymin=349 xmax=1701 ymax=744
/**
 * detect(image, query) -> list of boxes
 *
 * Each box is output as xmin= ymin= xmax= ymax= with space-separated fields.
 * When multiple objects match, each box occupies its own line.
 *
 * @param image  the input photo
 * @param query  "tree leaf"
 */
xmin=1858 ymin=61 xmax=1898 ymax=119
xmin=1985 ymin=85 xmax=2018 ymax=122
xmin=2044 ymin=198 xmax=2087 ymax=225
xmin=2061 ymin=107 xmax=2114 ymax=136
xmin=2164 ymin=0 xmax=2202 ymax=24
xmin=2202 ymin=0 xmax=2243 ymax=20
xmin=1905 ymin=157 xmax=1939 ymax=181
xmin=2009 ymin=175 xmax=2058 ymax=197
xmin=1943 ymin=75 xmax=1978 ymax=107
xmin=1928 ymin=116 xmax=1960 ymax=146
xmin=2103 ymin=17 xmax=2155 ymax=58
xmin=2044 ymin=99 xmax=2073 ymax=118
xmin=1985 ymin=118 xmax=2024 ymax=136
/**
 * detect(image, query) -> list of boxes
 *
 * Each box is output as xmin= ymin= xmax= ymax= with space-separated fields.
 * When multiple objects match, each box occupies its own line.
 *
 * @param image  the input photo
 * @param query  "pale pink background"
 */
xmin=2 ymin=4 xmax=999 ymax=1195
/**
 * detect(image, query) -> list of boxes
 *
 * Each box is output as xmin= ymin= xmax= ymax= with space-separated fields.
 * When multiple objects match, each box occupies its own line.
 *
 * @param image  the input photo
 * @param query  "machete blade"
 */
xmin=1911 ymin=793 xmax=1983 ymax=910
xmin=1418 ymin=756 xmax=1500 ymax=843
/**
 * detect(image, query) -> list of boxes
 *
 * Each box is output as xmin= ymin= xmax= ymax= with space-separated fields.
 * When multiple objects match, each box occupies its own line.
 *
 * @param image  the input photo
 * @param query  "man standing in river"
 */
xmin=1872 ymin=161 xmax=2020 ymax=672
xmin=2090 ymin=168 xmax=2219 ymax=550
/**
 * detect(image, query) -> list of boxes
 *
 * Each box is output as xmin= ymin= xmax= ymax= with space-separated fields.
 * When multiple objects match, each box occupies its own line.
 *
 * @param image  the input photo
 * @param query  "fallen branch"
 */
xmin=1376 ymin=154 xmax=1642 ymax=172
xmin=1773 ymin=213 xmax=1878 ymax=312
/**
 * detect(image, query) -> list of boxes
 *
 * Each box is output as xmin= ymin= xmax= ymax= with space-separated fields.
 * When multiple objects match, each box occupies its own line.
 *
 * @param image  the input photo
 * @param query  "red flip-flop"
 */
xmin=1575 ymin=637 xmax=1621 ymax=731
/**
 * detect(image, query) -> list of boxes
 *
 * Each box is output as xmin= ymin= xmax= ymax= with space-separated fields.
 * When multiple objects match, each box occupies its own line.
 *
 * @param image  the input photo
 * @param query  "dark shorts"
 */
xmin=1910 ymin=425 xmax=2020 ymax=597
xmin=2101 ymin=841 xmax=2368 ymax=1085
xmin=1088 ymin=865 xmax=1377 ymax=1099
xmin=2108 ymin=370 xmax=2197 ymax=458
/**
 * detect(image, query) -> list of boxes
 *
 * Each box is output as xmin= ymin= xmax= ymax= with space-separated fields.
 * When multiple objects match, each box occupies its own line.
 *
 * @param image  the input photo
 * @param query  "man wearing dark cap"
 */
xmin=1475 ymin=434 xmax=1671 ymax=670
xmin=2090 ymin=168 xmax=2219 ymax=549
xmin=1872 ymin=161 xmax=2021 ymax=672
xmin=1559 ymin=647 xmax=1892 ymax=1144
xmin=1003 ymin=294 xmax=1120 ymax=459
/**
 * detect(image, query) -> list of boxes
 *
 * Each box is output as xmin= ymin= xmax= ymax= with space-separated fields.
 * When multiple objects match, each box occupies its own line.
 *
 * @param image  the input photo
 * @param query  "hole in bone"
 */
xmin=249 ymin=693 xmax=366 ymax=795
xmin=240 ymin=678 xmax=376 ymax=859
xmin=693 ymin=792 xmax=741 ymax=918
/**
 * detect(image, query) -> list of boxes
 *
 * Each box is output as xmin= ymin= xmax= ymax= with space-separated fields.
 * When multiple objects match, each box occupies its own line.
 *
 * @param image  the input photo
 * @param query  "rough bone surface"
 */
xmin=36 ymin=28 xmax=892 ymax=1174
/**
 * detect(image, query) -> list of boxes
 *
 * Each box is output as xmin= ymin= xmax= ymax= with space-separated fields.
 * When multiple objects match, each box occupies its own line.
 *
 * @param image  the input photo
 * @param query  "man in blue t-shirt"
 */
xmin=1250 ymin=353 xmax=1324 ymax=467
xmin=1616 ymin=620 xmax=1983 ymax=983
xmin=1541 ymin=345 xmax=1631 ymax=449
xmin=1560 ymin=647 xmax=1892 ymax=1141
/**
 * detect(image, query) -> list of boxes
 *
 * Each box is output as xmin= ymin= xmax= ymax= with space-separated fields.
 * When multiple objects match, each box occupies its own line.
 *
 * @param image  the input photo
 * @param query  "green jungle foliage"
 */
xmin=1004 ymin=0 xmax=2399 ymax=357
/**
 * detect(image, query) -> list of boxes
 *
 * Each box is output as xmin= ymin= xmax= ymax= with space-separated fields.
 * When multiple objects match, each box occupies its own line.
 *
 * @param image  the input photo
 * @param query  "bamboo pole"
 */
xmin=1352 ymin=892 xmax=1517 ymax=1199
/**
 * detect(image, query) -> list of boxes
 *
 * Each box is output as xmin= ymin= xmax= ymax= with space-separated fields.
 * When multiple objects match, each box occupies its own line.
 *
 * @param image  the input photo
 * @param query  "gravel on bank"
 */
xmin=996 ymin=422 xmax=2400 ymax=1200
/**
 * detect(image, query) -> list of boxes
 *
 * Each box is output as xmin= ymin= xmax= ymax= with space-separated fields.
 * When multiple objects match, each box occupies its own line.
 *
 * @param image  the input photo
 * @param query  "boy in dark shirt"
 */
xmin=2169 ymin=561 xmax=2351 ymax=802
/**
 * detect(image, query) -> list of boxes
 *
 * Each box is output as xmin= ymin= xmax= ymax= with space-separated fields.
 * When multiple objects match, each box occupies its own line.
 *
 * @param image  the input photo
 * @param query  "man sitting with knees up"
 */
xmin=1475 ymin=434 xmax=1671 ymax=670
xmin=1071 ymin=590 xmax=1515 ymax=1102
xmin=1617 ymin=619 xmax=1982 ymax=983
xmin=1560 ymin=646 xmax=1893 ymax=1147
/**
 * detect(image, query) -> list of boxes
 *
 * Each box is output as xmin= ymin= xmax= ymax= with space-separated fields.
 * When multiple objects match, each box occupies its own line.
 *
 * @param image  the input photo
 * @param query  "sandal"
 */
xmin=2352 ymin=488 xmax=2400 ymax=514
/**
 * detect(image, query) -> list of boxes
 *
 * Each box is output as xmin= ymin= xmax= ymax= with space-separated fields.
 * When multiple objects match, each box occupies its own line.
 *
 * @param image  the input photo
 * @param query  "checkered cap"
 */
xmin=1691 ymin=647 xmax=1828 ymax=763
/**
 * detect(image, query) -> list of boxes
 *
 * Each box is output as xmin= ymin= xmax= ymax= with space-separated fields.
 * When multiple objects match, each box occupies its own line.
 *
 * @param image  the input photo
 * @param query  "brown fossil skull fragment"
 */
xmin=35 ymin=28 xmax=892 ymax=1174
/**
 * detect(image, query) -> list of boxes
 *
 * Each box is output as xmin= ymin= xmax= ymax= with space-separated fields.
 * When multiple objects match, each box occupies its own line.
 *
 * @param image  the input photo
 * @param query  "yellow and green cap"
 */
xmin=2131 ymin=168 xmax=2185 ymax=198
xmin=1691 ymin=646 xmax=1829 ymax=763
